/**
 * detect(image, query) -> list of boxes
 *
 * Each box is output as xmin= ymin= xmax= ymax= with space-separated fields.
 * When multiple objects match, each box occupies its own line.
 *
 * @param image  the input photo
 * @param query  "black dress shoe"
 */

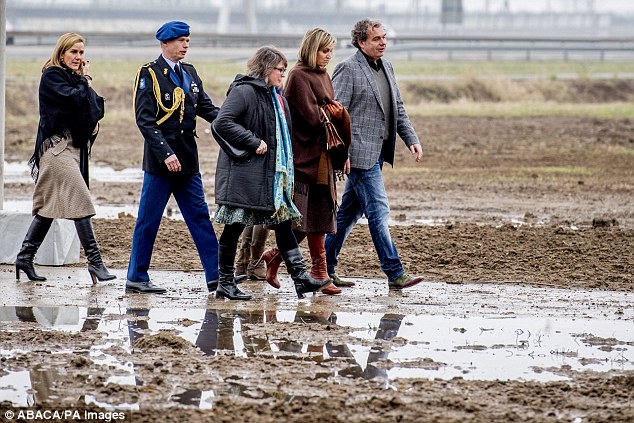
xmin=125 ymin=280 xmax=167 ymax=294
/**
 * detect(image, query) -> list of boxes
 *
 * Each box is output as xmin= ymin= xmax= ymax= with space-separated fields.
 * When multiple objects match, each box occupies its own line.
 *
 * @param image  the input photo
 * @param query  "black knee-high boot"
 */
xmin=74 ymin=217 xmax=116 ymax=284
xmin=280 ymin=247 xmax=329 ymax=298
xmin=216 ymin=243 xmax=252 ymax=301
xmin=15 ymin=215 xmax=53 ymax=281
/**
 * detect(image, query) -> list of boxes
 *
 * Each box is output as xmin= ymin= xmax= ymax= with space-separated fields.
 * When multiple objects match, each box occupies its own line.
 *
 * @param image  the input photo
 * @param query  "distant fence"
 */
xmin=7 ymin=31 xmax=634 ymax=61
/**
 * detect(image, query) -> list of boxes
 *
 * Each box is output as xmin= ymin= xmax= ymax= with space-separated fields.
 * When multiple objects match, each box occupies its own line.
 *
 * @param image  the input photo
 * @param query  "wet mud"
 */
xmin=1 ymin=115 xmax=633 ymax=421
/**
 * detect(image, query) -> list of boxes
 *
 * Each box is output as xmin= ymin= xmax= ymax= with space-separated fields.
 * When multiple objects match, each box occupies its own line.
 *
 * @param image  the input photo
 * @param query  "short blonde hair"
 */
xmin=297 ymin=28 xmax=336 ymax=69
xmin=43 ymin=32 xmax=85 ymax=76
xmin=246 ymin=45 xmax=287 ymax=81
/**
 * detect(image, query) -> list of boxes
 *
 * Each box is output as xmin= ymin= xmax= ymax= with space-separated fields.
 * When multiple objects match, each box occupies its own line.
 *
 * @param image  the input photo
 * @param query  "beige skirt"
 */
xmin=32 ymin=134 xmax=95 ymax=219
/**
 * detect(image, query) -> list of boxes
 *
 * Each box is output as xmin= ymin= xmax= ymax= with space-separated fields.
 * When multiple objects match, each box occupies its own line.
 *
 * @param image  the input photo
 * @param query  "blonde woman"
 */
xmin=259 ymin=28 xmax=349 ymax=295
xmin=16 ymin=32 xmax=115 ymax=284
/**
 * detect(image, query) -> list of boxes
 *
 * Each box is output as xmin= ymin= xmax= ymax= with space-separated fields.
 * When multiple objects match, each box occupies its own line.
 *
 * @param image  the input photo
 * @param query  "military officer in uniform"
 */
xmin=126 ymin=21 xmax=220 ymax=294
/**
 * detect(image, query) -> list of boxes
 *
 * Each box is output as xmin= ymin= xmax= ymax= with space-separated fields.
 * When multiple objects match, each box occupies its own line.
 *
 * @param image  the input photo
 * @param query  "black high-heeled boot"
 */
xmin=215 ymin=244 xmax=251 ymax=300
xmin=15 ymin=215 xmax=53 ymax=281
xmin=280 ymin=247 xmax=329 ymax=298
xmin=75 ymin=217 xmax=116 ymax=284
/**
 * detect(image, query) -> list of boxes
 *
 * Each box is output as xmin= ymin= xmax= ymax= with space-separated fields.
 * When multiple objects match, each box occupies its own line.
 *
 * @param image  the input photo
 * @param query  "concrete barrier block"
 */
xmin=0 ymin=211 xmax=80 ymax=265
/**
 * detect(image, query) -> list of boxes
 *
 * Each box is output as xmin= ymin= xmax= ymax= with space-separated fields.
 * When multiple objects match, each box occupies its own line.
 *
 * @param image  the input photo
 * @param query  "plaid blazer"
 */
xmin=332 ymin=49 xmax=420 ymax=170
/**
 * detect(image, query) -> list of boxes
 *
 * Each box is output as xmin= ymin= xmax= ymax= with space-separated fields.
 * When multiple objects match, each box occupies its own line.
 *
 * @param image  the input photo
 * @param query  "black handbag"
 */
xmin=211 ymin=120 xmax=251 ymax=160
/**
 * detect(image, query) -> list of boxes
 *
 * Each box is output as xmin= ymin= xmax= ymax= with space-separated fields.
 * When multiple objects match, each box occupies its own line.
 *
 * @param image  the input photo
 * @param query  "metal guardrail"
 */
xmin=6 ymin=31 xmax=307 ymax=47
xmin=388 ymin=36 xmax=634 ymax=61
xmin=7 ymin=31 xmax=634 ymax=61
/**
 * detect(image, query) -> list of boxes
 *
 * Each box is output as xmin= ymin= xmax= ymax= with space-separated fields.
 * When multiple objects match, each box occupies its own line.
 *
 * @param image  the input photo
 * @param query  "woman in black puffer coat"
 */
xmin=212 ymin=45 xmax=328 ymax=300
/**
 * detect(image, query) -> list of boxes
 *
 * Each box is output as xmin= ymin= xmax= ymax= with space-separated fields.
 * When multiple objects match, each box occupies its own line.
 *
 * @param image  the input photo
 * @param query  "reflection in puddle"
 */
xmin=0 ymin=306 xmax=632 ymax=409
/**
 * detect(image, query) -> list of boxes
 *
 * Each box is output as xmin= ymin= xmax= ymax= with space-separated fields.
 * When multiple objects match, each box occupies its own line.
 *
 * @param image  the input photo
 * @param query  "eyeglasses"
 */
xmin=273 ymin=67 xmax=286 ymax=75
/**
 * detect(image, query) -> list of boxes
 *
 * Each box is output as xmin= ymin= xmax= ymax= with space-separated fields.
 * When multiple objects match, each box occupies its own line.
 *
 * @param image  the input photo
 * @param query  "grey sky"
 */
xmin=10 ymin=0 xmax=634 ymax=15
xmin=379 ymin=0 xmax=634 ymax=14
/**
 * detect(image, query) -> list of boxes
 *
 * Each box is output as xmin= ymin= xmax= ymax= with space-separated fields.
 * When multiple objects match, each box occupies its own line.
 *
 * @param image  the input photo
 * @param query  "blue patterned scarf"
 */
xmin=271 ymin=87 xmax=300 ymax=221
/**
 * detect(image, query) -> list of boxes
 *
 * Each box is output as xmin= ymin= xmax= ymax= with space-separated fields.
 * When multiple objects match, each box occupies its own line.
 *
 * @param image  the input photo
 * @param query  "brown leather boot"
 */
xmin=256 ymin=248 xmax=282 ymax=289
xmin=234 ymin=247 xmax=249 ymax=278
xmin=320 ymin=282 xmax=342 ymax=295
xmin=308 ymin=233 xmax=341 ymax=295
xmin=247 ymin=226 xmax=268 ymax=280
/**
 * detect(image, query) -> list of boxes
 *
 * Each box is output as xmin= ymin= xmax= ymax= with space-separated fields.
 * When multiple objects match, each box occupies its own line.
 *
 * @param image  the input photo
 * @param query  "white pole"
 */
xmin=0 ymin=0 xmax=7 ymax=211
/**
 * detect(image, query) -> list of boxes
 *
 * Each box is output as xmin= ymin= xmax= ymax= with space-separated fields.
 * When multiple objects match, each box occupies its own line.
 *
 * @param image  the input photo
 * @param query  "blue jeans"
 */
xmin=127 ymin=172 xmax=219 ymax=283
xmin=325 ymin=158 xmax=404 ymax=281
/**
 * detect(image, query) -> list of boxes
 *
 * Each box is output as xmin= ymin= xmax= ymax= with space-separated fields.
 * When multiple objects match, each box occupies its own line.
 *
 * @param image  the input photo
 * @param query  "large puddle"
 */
xmin=0 ymin=306 xmax=631 ymax=409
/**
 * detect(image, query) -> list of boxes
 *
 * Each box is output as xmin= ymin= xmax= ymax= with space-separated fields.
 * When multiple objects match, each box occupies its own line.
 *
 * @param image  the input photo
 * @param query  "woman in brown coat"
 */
xmin=259 ymin=28 xmax=351 ymax=294
xmin=15 ymin=32 xmax=115 ymax=284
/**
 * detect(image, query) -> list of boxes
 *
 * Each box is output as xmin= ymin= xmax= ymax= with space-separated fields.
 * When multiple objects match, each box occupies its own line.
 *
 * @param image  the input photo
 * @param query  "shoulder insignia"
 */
xmin=141 ymin=61 xmax=155 ymax=68
xmin=139 ymin=77 xmax=146 ymax=90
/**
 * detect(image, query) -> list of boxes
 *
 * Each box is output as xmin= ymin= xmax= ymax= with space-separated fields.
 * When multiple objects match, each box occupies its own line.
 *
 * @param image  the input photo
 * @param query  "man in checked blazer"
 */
xmin=325 ymin=18 xmax=425 ymax=290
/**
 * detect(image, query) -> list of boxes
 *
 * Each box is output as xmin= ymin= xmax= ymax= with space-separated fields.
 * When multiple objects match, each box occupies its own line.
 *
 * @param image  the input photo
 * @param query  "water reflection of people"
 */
xmin=195 ymin=309 xmax=276 ymax=356
xmin=126 ymin=308 xmax=150 ymax=388
xmin=194 ymin=309 xmax=404 ymax=383
xmin=124 ymin=308 xmax=277 ymax=403
xmin=177 ymin=308 xmax=276 ymax=406
xmin=122 ymin=309 xmax=403 ymax=405
xmin=126 ymin=308 xmax=150 ymax=351
xmin=327 ymin=313 xmax=404 ymax=383
xmin=4 ymin=307 xmax=105 ymax=406
xmin=28 ymin=364 xmax=57 ymax=406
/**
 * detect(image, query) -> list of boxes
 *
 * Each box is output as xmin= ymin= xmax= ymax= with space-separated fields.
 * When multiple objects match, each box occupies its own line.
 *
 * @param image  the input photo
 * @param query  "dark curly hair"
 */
xmin=351 ymin=18 xmax=383 ymax=49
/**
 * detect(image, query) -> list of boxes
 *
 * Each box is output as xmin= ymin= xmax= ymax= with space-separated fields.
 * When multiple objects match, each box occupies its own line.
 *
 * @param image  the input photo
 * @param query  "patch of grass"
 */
xmin=99 ymin=109 xmax=135 ymax=125
xmin=10 ymin=58 xmax=634 ymax=85
xmin=6 ymin=115 xmax=38 ymax=127
xmin=7 ymin=59 xmax=634 ymax=119
xmin=6 ymin=60 xmax=43 ymax=82
xmin=610 ymin=147 xmax=634 ymax=156
xmin=391 ymin=60 xmax=634 ymax=78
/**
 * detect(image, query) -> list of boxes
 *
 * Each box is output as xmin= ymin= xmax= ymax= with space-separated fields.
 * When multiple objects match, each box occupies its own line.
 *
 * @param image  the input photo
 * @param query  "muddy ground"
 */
xmin=2 ymin=106 xmax=634 ymax=420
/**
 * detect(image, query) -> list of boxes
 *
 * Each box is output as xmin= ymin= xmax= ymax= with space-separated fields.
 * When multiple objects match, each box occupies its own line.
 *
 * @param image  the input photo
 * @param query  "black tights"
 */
xmin=219 ymin=220 xmax=298 ymax=257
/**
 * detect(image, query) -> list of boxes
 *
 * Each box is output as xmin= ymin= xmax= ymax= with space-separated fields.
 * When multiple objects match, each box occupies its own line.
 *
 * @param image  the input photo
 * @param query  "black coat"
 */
xmin=30 ymin=66 xmax=104 ymax=185
xmin=214 ymin=75 xmax=291 ymax=212
xmin=134 ymin=55 xmax=219 ymax=176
